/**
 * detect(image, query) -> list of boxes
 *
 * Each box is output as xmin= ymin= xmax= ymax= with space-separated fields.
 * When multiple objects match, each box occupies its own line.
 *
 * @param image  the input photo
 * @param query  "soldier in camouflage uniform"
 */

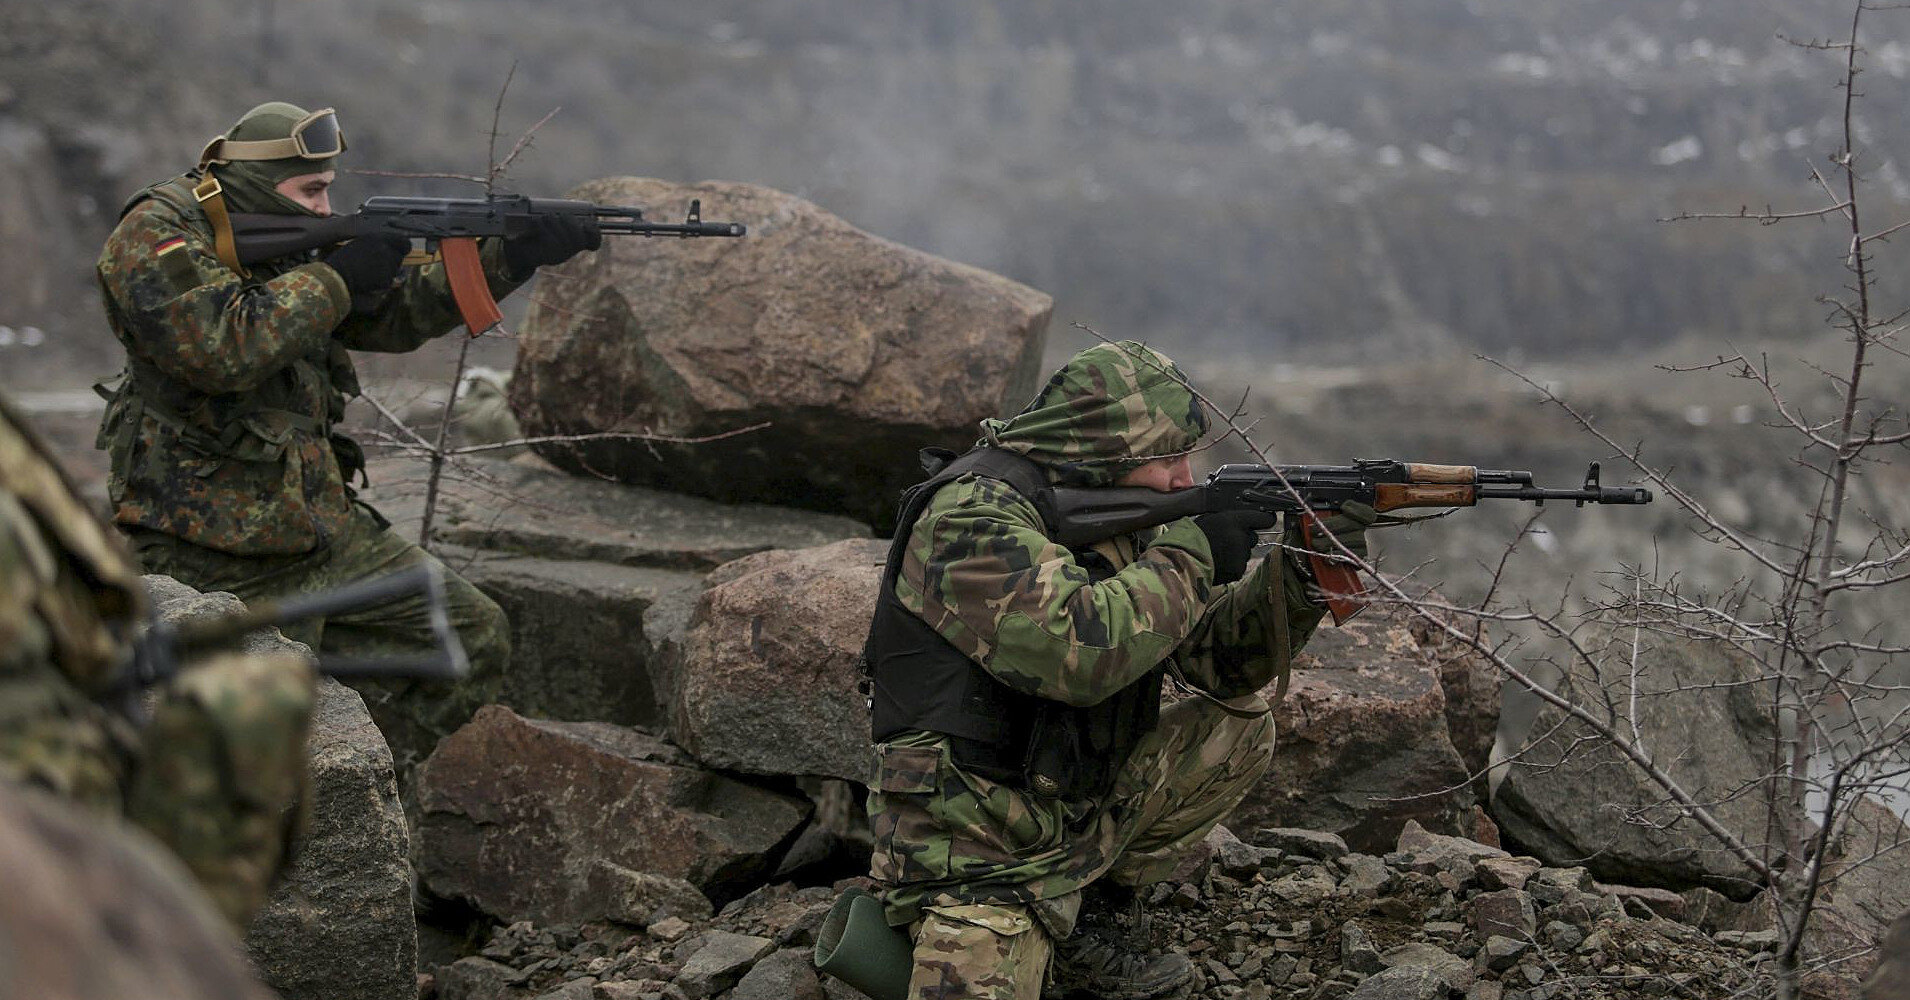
xmin=864 ymin=341 xmax=1375 ymax=999
xmin=92 ymin=102 xmax=598 ymax=771
xmin=0 ymin=396 xmax=314 ymax=928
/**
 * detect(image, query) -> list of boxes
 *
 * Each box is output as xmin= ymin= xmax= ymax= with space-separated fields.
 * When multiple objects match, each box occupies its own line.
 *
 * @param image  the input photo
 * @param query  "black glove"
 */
xmin=321 ymin=234 xmax=411 ymax=314
xmin=1194 ymin=510 xmax=1279 ymax=586
xmin=1288 ymin=501 xmax=1379 ymax=565
xmin=503 ymin=213 xmax=603 ymax=278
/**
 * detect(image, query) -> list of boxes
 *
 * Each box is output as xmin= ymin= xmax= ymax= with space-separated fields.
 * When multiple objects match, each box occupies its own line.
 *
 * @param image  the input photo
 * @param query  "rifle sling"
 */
xmin=191 ymin=175 xmax=250 ymax=278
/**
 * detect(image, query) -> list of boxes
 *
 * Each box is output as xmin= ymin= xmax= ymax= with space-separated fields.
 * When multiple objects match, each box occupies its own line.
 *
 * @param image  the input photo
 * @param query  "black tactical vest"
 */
xmin=865 ymin=447 xmax=1164 ymax=801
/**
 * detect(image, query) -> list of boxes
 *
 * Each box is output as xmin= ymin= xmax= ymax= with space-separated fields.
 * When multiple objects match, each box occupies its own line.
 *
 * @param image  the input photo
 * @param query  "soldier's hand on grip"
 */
xmin=1194 ymin=509 xmax=1279 ymax=585
xmin=503 ymin=213 xmax=602 ymax=277
xmin=321 ymin=233 xmax=410 ymax=314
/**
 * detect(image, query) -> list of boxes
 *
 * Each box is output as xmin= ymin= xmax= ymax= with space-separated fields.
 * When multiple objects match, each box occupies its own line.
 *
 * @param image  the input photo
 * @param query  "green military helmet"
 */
xmin=198 ymin=101 xmax=346 ymax=215
xmin=980 ymin=340 xmax=1210 ymax=486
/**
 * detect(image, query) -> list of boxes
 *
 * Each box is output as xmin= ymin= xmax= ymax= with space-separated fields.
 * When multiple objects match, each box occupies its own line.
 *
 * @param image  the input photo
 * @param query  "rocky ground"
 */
xmin=424 ymin=820 xmax=1816 ymax=1000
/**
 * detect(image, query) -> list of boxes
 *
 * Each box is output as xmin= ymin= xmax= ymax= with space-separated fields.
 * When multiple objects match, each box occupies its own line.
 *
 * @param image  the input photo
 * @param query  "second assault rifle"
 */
xmin=228 ymin=194 xmax=747 ymax=336
xmin=113 ymin=563 xmax=470 ymax=721
xmin=1038 ymin=459 xmax=1653 ymax=623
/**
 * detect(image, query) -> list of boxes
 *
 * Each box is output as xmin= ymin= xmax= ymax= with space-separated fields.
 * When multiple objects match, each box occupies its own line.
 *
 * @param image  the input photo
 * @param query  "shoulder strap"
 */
xmin=120 ymin=173 xmax=248 ymax=277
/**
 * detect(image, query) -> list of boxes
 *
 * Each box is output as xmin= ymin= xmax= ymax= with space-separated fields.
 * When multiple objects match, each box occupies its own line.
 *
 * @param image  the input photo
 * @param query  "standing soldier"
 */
xmin=0 ymin=395 xmax=313 ymax=929
xmin=863 ymin=341 xmax=1375 ymax=999
xmin=91 ymin=102 xmax=597 ymax=770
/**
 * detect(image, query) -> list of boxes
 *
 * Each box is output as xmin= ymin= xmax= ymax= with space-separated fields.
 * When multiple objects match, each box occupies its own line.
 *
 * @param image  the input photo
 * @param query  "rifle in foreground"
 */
xmin=1039 ymin=460 xmax=1653 ymax=623
xmin=229 ymin=194 xmax=747 ymax=335
xmin=114 ymin=563 xmax=470 ymax=718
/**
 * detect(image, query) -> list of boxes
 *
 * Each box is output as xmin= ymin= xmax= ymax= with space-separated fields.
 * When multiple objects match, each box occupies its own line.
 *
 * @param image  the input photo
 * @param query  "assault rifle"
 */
xmin=114 ymin=564 xmax=469 ymax=719
xmin=1039 ymin=460 xmax=1653 ymax=623
xmin=228 ymin=194 xmax=747 ymax=335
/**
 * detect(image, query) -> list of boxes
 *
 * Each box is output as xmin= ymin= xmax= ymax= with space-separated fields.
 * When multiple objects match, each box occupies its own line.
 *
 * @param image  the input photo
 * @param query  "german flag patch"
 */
xmin=154 ymin=236 xmax=188 ymax=256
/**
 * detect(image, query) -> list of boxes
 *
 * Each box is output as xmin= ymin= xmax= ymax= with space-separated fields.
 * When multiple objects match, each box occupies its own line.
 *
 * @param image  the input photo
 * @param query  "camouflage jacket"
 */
xmin=867 ymin=341 xmax=1329 ymax=928
xmin=94 ymin=173 xmax=524 ymax=556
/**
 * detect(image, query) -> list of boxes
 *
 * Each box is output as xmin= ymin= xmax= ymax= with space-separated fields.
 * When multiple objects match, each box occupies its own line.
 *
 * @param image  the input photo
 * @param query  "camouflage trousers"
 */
xmin=129 ymin=502 xmax=510 ymax=775
xmin=905 ymin=694 xmax=1275 ymax=1000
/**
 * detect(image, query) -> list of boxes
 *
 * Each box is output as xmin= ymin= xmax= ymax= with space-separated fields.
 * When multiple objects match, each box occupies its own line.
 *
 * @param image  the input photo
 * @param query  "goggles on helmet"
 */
xmin=198 ymin=107 xmax=347 ymax=165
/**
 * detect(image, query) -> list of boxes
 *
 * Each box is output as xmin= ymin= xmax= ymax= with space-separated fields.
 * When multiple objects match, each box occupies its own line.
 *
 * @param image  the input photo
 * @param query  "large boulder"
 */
xmin=1490 ymin=638 xmax=1776 ymax=898
xmin=415 ymin=706 xmax=811 ymax=923
xmin=667 ymin=538 xmax=888 ymax=782
xmin=1796 ymin=795 xmax=1910 ymax=984
xmin=1868 ymin=907 xmax=1910 ymax=1000
xmin=509 ymin=177 xmax=1052 ymax=528
xmin=244 ymin=681 xmax=416 ymax=1000
xmin=0 ymin=780 xmax=278 ymax=1000
xmin=1229 ymin=596 xmax=1492 ymax=852
xmin=143 ymin=576 xmax=417 ymax=1000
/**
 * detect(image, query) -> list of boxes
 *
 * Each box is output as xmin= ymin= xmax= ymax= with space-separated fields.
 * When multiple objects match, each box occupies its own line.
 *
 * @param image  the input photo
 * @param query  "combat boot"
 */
xmin=1050 ymin=883 xmax=1195 ymax=1000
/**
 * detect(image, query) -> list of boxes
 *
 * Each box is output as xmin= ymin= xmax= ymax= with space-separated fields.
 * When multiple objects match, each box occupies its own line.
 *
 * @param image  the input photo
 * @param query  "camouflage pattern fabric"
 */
xmin=869 ymin=340 xmax=1328 ymax=942
xmin=94 ymin=173 xmax=523 ymax=556
xmin=130 ymin=503 xmax=510 ymax=775
xmin=897 ymin=696 xmax=1276 ymax=999
xmin=0 ymin=400 xmax=315 ymax=929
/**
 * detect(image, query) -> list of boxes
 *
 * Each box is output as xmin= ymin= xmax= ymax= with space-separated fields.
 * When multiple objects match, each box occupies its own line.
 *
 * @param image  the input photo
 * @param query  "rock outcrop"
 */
xmin=0 ymin=780 xmax=279 ymax=1000
xmin=509 ymin=177 xmax=1052 ymax=527
xmin=244 ymin=681 xmax=417 ymax=1000
xmin=144 ymin=575 xmax=418 ymax=1000
xmin=415 ymin=706 xmax=812 ymax=924
xmin=667 ymin=538 xmax=888 ymax=782
xmin=1233 ymin=599 xmax=1497 ymax=853
xmin=1490 ymin=638 xmax=1776 ymax=898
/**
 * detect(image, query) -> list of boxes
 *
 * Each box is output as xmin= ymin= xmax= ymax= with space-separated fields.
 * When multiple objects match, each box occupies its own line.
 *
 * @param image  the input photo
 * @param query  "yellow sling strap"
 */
xmin=191 ymin=174 xmax=249 ymax=278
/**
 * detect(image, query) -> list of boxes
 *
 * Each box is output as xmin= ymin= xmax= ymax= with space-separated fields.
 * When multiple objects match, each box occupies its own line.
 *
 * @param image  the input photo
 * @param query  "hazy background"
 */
xmin=4 ymin=0 xmax=1909 ymax=716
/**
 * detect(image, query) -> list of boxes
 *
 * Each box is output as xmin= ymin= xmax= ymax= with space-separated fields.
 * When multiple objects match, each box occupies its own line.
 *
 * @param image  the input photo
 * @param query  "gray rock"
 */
xmin=1253 ymin=827 xmax=1351 ymax=861
xmin=1341 ymin=853 xmax=1396 ymax=896
xmin=1396 ymin=819 xmax=1508 ymax=864
xmin=1715 ymin=929 xmax=1780 ymax=952
xmin=579 ymin=862 xmax=713 ymax=925
xmin=512 ymin=177 xmax=1051 ymax=527
xmin=1212 ymin=825 xmax=1282 ymax=879
xmin=731 ymin=948 xmax=826 ymax=1000
xmin=438 ymin=957 xmax=520 ymax=1000
xmin=1525 ymin=867 xmax=1593 ymax=905
xmin=534 ymin=983 xmax=596 ymax=1000
xmin=1470 ymin=889 xmax=1537 ymax=941
xmin=1379 ymin=943 xmax=1473 ymax=989
xmin=1799 ymin=796 xmax=1910 ymax=983
xmin=1541 ymin=921 xmax=1583 ymax=952
xmin=417 ymin=706 xmax=811 ymax=922
xmin=1348 ymin=965 xmax=1450 ymax=1000
xmin=1491 ymin=639 xmax=1776 ymax=897
xmin=1475 ymin=856 xmax=1542 ymax=892
xmin=674 ymin=930 xmax=777 ymax=999
xmin=1237 ymin=598 xmax=1485 ymax=851
xmin=1479 ymin=936 xmax=1529 ymax=971
xmin=363 ymin=455 xmax=867 ymax=573
xmin=245 ymin=681 xmax=417 ymax=1000
xmin=0 ymin=781 xmax=280 ymax=1000
xmin=456 ymin=548 xmax=704 ymax=727
xmin=1342 ymin=920 xmax=1385 ymax=974
xmin=1865 ymin=908 xmax=1910 ymax=1000
xmin=669 ymin=539 xmax=887 ymax=781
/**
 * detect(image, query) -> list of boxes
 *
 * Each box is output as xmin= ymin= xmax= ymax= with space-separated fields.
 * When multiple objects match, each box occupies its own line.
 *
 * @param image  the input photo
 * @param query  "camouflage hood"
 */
xmin=979 ymin=340 xmax=1209 ymax=486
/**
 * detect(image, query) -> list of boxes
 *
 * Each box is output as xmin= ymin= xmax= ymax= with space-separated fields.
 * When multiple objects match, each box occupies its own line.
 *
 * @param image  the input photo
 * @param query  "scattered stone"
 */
xmin=438 ymin=957 xmax=519 ymax=1000
xmin=673 ymin=931 xmax=775 ymax=999
xmin=1715 ymin=929 xmax=1780 ymax=952
xmin=729 ymin=948 xmax=825 ymax=1000
xmin=1397 ymin=820 xmax=1509 ymax=865
xmin=1595 ymin=883 xmax=1685 ymax=922
xmin=1470 ymin=889 xmax=1537 ymax=941
xmin=1349 ymin=965 xmax=1449 ymax=1000
xmin=1475 ymin=857 xmax=1542 ymax=892
xmin=580 ymin=864 xmax=714 ymax=926
xmin=1212 ymin=826 xmax=1282 ymax=880
xmin=1341 ymin=853 xmax=1396 ymax=897
xmin=1380 ymin=943 xmax=1473 ymax=989
xmin=1541 ymin=921 xmax=1583 ymax=952
xmin=1253 ymin=827 xmax=1350 ymax=862
xmin=1524 ymin=867 xmax=1593 ymax=906
xmin=1480 ymin=936 xmax=1530 ymax=972
xmin=1342 ymin=921 xmax=1384 ymax=974
xmin=649 ymin=917 xmax=692 ymax=942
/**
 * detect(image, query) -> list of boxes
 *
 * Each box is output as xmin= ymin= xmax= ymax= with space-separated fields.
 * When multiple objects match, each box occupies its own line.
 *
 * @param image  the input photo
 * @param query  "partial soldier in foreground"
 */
xmin=863 ymin=341 xmax=1374 ymax=999
xmin=0 ymin=397 xmax=313 ymax=928
xmin=91 ymin=102 xmax=596 ymax=770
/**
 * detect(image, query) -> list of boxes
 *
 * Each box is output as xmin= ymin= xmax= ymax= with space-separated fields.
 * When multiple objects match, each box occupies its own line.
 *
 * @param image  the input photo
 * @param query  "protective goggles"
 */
xmin=198 ymin=107 xmax=347 ymax=165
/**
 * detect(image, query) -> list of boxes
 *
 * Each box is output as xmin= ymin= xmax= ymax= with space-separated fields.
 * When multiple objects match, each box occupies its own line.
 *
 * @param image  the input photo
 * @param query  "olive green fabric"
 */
xmin=129 ymin=504 xmax=511 ymax=775
xmin=211 ymin=101 xmax=336 ymax=215
xmin=893 ymin=696 xmax=1275 ymax=999
xmin=868 ymin=341 xmax=1327 ymax=938
xmin=0 ymin=398 xmax=315 ymax=930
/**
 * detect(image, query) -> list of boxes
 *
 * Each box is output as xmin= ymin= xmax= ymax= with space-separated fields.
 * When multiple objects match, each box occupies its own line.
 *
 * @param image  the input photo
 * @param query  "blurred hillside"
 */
xmin=4 ymin=0 xmax=1908 ymax=387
